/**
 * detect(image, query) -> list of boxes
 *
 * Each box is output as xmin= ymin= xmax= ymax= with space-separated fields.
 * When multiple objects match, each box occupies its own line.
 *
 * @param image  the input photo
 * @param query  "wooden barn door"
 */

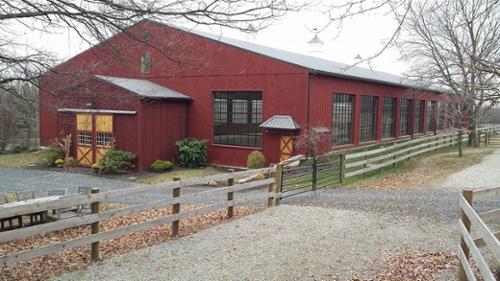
xmin=76 ymin=114 xmax=93 ymax=166
xmin=95 ymin=115 xmax=113 ymax=163
xmin=76 ymin=114 xmax=114 ymax=166
xmin=280 ymin=136 xmax=293 ymax=162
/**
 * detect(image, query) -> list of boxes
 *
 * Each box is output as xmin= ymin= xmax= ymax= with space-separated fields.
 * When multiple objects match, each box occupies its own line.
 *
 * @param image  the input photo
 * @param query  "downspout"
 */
xmin=306 ymin=71 xmax=317 ymax=133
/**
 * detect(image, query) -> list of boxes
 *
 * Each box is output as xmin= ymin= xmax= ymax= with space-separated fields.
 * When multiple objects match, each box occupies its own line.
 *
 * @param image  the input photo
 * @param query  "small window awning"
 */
xmin=260 ymin=115 xmax=300 ymax=132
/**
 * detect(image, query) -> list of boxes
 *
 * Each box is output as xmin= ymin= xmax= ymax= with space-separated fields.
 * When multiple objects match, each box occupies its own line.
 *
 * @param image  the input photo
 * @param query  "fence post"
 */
xmin=458 ymin=130 xmax=463 ymax=157
xmin=274 ymin=163 xmax=283 ymax=206
xmin=485 ymin=132 xmax=488 ymax=147
xmin=458 ymin=189 xmax=474 ymax=281
xmin=227 ymin=177 xmax=234 ymax=219
xmin=312 ymin=157 xmax=317 ymax=191
xmin=339 ymin=153 xmax=346 ymax=186
xmin=90 ymin=188 xmax=100 ymax=261
xmin=392 ymin=143 xmax=397 ymax=169
xmin=172 ymin=177 xmax=181 ymax=236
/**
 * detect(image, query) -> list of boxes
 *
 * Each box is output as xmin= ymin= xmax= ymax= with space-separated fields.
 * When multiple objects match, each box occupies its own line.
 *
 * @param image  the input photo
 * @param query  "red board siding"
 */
xmin=38 ymin=20 xmax=454 ymax=168
xmin=137 ymin=101 xmax=188 ymax=170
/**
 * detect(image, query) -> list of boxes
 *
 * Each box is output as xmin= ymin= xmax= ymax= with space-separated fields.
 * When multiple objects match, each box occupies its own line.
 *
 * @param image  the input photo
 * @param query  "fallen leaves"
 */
xmin=351 ymin=147 xmax=495 ymax=190
xmin=0 ymin=205 xmax=262 ymax=281
xmin=373 ymin=250 xmax=459 ymax=280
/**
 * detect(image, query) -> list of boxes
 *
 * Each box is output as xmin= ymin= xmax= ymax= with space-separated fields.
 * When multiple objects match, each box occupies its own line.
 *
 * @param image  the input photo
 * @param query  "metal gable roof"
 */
xmin=95 ymin=75 xmax=192 ymax=100
xmin=260 ymin=115 xmax=300 ymax=131
xmin=164 ymin=22 xmax=441 ymax=92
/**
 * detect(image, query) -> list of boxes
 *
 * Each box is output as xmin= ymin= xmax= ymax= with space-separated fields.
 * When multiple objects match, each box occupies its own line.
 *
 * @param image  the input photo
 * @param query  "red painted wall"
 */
xmin=138 ymin=101 xmax=188 ymax=169
xmin=309 ymin=74 xmax=449 ymax=151
xmin=39 ymin=20 xmax=309 ymax=167
xmin=39 ymin=20 xmax=452 ymax=168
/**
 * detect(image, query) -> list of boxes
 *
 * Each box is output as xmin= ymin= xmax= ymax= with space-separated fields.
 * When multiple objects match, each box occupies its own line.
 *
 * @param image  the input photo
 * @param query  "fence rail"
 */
xmin=0 ymin=167 xmax=277 ymax=267
xmin=276 ymin=126 xmax=500 ymax=196
xmin=458 ymin=187 xmax=500 ymax=281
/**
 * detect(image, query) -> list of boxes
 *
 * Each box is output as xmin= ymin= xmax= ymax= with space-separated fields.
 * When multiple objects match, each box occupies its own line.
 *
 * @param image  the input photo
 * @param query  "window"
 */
xmin=141 ymin=53 xmax=151 ymax=74
xmin=360 ymin=96 xmax=378 ymax=142
xmin=332 ymin=93 xmax=354 ymax=146
xmin=400 ymin=99 xmax=411 ymax=136
xmin=414 ymin=100 xmax=423 ymax=133
xmin=426 ymin=101 xmax=435 ymax=132
xmin=78 ymin=132 xmax=92 ymax=145
xmin=96 ymin=133 xmax=113 ymax=147
xmin=382 ymin=97 xmax=396 ymax=138
xmin=213 ymin=91 xmax=262 ymax=147
xmin=141 ymin=30 xmax=150 ymax=43
xmin=436 ymin=102 xmax=443 ymax=130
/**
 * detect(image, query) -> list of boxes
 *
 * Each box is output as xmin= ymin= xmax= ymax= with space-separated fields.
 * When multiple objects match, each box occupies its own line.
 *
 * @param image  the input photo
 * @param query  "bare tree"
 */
xmin=398 ymin=0 xmax=500 ymax=145
xmin=0 ymin=92 xmax=17 ymax=152
xmin=0 ymin=0 xmax=299 ymax=99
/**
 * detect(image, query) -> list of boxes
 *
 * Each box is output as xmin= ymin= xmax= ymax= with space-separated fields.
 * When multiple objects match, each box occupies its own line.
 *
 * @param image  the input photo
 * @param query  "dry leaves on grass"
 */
xmin=352 ymin=148 xmax=494 ymax=190
xmin=0 ymin=205 xmax=262 ymax=281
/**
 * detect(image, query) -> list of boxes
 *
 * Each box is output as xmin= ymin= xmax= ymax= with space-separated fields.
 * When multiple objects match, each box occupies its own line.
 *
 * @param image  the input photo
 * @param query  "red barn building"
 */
xmin=39 ymin=20 xmax=451 ymax=170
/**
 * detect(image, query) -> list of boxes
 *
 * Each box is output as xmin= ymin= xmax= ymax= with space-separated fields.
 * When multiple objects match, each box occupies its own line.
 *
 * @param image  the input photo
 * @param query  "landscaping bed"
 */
xmin=0 ymin=205 xmax=262 ymax=281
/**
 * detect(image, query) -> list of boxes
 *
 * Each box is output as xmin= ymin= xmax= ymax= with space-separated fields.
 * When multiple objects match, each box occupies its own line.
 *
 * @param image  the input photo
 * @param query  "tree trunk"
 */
xmin=25 ymin=125 xmax=31 ymax=149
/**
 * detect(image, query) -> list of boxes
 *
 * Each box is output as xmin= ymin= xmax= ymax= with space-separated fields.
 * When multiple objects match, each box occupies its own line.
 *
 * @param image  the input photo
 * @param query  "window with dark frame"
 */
xmin=400 ymin=99 xmax=411 ymax=136
xmin=382 ymin=97 xmax=396 ymax=139
xmin=414 ymin=100 xmax=423 ymax=133
xmin=360 ymin=96 xmax=378 ymax=142
xmin=141 ymin=53 xmax=151 ymax=74
xmin=436 ymin=102 xmax=443 ymax=130
xmin=213 ymin=91 xmax=262 ymax=147
xmin=426 ymin=101 xmax=435 ymax=132
xmin=332 ymin=93 xmax=354 ymax=146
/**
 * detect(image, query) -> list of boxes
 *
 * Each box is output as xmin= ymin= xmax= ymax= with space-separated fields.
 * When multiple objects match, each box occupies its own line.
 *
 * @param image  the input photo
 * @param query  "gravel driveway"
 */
xmin=50 ymin=205 xmax=456 ymax=281
xmin=27 ymin=148 xmax=500 ymax=280
xmin=0 ymin=167 xmax=263 ymax=205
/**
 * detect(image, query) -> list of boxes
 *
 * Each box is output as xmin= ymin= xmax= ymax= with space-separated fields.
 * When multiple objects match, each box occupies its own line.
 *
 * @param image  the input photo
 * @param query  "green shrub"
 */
xmin=96 ymin=148 xmax=136 ymax=174
xmin=175 ymin=138 xmax=207 ymax=168
xmin=64 ymin=157 xmax=77 ymax=169
xmin=247 ymin=150 xmax=266 ymax=169
xmin=41 ymin=144 xmax=63 ymax=166
xmin=150 ymin=160 xmax=173 ymax=173
xmin=12 ymin=145 xmax=28 ymax=153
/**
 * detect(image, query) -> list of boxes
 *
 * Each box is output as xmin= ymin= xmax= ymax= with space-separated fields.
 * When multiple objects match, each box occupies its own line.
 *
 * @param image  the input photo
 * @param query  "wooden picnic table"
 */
xmin=0 ymin=196 xmax=61 ymax=231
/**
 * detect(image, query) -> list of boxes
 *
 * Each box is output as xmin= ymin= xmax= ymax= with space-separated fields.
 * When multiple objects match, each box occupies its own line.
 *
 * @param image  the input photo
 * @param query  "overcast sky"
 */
xmin=29 ymin=5 xmax=407 ymax=76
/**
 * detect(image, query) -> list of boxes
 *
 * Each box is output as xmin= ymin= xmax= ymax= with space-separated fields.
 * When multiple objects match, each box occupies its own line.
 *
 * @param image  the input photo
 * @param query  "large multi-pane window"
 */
xmin=414 ymin=100 xmax=423 ymax=133
xmin=360 ymin=96 xmax=378 ymax=142
xmin=381 ymin=97 xmax=396 ymax=138
xmin=400 ymin=99 xmax=411 ymax=136
xmin=332 ymin=93 xmax=354 ymax=146
xmin=213 ymin=92 xmax=262 ymax=147
xmin=426 ymin=101 xmax=435 ymax=132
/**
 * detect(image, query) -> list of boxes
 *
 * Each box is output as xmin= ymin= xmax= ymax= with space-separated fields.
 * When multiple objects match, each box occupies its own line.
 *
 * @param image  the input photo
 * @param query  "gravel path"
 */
xmin=439 ymin=148 xmax=500 ymax=192
xmin=22 ymin=149 xmax=500 ymax=280
xmin=0 ymin=167 xmax=262 ymax=205
xmin=50 ymin=205 xmax=456 ymax=281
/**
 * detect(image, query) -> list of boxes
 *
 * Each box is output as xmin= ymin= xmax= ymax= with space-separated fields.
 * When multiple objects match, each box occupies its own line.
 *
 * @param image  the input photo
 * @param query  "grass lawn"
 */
xmin=349 ymin=146 xmax=496 ymax=189
xmin=0 ymin=151 xmax=45 ymax=168
xmin=134 ymin=166 xmax=225 ymax=184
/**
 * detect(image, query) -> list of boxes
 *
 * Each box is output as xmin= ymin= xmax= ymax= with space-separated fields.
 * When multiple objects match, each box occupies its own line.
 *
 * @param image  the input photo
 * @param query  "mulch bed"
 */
xmin=0 ymin=205 xmax=262 ymax=281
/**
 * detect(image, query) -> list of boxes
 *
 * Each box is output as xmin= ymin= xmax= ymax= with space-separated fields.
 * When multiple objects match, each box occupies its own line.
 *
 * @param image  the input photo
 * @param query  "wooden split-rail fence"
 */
xmin=1 ymin=126 xmax=499 ymax=267
xmin=458 ymin=187 xmax=500 ymax=281
xmin=0 ymin=167 xmax=280 ymax=266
